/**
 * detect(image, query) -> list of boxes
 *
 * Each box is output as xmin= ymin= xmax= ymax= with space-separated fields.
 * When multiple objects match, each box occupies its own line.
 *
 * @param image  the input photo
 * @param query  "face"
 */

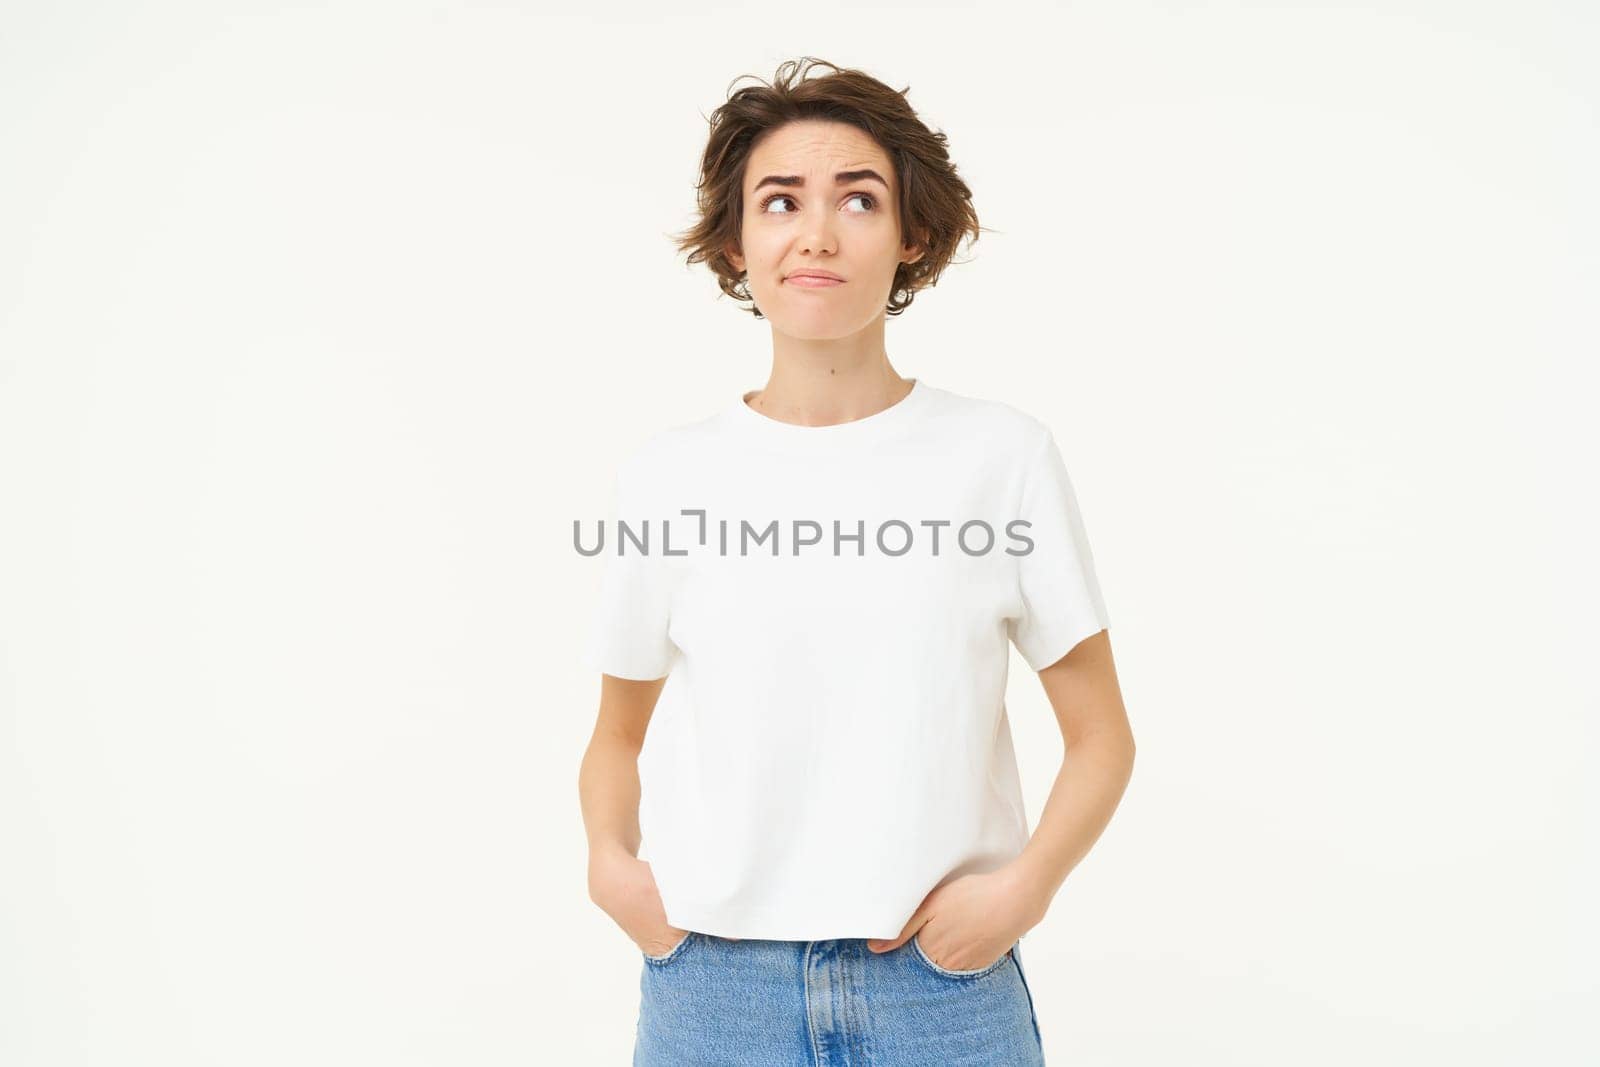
xmin=726 ymin=120 xmax=923 ymax=338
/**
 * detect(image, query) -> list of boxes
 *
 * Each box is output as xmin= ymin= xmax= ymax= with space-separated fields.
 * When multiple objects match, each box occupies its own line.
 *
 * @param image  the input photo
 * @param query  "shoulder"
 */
xmin=922 ymin=383 xmax=1055 ymax=462
xmin=609 ymin=408 xmax=727 ymax=489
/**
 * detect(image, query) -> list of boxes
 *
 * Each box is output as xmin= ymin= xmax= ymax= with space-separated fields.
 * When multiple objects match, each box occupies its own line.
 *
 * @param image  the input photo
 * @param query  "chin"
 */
xmin=773 ymin=317 xmax=866 ymax=342
xmin=772 ymin=303 xmax=876 ymax=339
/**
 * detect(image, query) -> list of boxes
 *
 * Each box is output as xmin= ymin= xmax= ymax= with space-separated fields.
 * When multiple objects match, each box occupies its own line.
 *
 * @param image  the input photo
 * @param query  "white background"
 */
xmin=2 ymin=2 xmax=1595 ymax=1064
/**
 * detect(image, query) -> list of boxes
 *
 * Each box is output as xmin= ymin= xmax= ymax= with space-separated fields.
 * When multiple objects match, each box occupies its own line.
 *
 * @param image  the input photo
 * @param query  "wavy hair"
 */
xmin=671 ymin=57 xmax=985 ymax=318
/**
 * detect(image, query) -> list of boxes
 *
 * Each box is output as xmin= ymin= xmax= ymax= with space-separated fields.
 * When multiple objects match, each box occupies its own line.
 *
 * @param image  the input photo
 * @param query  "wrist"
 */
xmin=1004 ymin=853 xmax=1057 ymax=924
xmin=586 ymin=841 xmax=637 ymax=899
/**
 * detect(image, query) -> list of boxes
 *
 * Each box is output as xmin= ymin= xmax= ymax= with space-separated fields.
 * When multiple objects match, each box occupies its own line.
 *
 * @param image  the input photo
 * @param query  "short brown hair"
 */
xmin=672 ymin=57 xmax=984 ymax=318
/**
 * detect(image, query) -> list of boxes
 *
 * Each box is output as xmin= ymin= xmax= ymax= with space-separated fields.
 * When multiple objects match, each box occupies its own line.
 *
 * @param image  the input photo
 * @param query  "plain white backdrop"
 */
xmin=2 ymin=2 xmax=1595 ymax=1064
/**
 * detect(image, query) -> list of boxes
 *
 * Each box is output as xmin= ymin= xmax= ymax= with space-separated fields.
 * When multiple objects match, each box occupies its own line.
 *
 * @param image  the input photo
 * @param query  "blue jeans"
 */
xmin=634 ymin=931 xmax=1046 ymax=1065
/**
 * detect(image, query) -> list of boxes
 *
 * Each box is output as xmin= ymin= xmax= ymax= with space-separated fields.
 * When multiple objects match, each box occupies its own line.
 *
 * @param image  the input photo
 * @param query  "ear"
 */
xmin=901 ymin=238 xmax=925 ymax=266
xmin=725 ymin=243 xmax=745 ymax=273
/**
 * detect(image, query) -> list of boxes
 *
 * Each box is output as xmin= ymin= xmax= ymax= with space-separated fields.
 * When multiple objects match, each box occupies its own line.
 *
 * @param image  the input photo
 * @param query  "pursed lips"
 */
xmin=785 ymin=271 xmax=845 ymax=288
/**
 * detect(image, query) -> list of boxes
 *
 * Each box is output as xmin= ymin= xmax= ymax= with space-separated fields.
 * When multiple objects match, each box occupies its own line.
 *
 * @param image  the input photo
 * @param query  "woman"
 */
xmin=579 ymin=57 xmax=1135 ymax=1065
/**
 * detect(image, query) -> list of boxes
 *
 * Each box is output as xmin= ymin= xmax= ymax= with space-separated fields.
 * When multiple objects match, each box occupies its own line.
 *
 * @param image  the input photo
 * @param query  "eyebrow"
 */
xmin=751 ymin=168 xmax=890 ymax=194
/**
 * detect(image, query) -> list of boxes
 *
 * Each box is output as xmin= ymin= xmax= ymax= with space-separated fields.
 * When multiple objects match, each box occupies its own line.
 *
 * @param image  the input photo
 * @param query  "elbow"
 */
xmin=1067 ymin=722 xmax=1136 ymax=773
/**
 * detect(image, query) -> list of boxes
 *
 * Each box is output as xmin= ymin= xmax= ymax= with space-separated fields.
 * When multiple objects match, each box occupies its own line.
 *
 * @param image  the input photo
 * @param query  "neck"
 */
xmin=748 ymin=323 xmax=910 ymax=427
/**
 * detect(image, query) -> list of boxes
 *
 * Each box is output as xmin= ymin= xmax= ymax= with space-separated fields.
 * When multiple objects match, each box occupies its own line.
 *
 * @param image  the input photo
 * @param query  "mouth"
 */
xmin=785 ymin=272 xmax=845 ymax=288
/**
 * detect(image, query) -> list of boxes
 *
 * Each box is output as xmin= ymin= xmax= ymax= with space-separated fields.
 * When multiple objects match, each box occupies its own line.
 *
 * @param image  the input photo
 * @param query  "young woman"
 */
xmin=579 ymin=57 xmax=1135 ymax=1066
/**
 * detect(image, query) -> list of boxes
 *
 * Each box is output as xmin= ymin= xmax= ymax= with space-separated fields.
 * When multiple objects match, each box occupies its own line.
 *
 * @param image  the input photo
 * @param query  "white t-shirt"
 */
xmin=586 ymin=377 xmax=1111 ymax=941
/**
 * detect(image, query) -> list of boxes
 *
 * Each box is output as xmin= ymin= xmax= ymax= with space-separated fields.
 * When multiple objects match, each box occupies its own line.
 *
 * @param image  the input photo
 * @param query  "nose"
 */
xmin=797 ymin=215 xmax=837 ymax=257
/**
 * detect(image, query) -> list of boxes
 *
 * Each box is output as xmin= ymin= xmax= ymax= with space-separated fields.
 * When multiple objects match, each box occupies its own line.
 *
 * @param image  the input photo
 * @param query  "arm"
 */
xmin=865 ymin=628 xmax=1133 ymax=963
xmin=578 ymin=673 xmax=690 ymax=955
xmin=579 ymin=673 xmax=661 ymax=867
xmin=1008 ymin=628 xmax=1136 ymax=920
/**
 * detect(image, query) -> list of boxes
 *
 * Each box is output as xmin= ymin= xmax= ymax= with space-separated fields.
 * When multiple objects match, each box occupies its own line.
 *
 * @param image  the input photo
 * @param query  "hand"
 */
xmin=864 ymin=865 xmax=1041 ymax=971
xmin=587 ymin=846 xmax=738 ymax=954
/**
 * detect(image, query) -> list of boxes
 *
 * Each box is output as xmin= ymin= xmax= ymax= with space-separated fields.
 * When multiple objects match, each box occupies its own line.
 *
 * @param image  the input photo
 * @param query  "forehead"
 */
xmin=743 ymin=120 xmax=893 ymax=188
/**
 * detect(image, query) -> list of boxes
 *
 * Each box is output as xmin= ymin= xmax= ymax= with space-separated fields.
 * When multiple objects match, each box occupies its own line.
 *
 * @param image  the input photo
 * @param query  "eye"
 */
xmin=757 ymin=191 xmax=880 ymax=214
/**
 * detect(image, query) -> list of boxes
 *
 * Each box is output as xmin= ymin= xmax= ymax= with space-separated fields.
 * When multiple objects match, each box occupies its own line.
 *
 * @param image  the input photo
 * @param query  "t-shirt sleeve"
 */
xmin=585 ymin=458 xmax=680 ymax=680
xmin=1007 ymin=428 xmax=1112 ymax=671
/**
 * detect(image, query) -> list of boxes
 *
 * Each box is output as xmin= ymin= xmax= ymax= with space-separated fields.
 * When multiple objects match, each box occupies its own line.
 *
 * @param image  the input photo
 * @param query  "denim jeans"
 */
xmin=634 ymin=931 xmax=1046 ymax=1065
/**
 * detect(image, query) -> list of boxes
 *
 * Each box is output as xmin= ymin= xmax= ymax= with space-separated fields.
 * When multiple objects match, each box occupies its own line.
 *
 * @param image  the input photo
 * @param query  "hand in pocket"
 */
xmin=589 ymin=851 xmax=736 ymax=954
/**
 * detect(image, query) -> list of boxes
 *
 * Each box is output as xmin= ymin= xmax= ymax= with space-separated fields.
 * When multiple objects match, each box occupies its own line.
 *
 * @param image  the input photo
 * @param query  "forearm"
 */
xmin=1009 ymin=727 xmax=1136 ymax=919
xmin=579 ymin=728 xmax=645 ymax=873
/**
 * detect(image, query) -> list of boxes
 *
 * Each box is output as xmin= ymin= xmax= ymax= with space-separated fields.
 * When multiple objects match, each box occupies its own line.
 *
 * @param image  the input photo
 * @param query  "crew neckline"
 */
xmin=730 ymin=377 xmax=930 ymax=449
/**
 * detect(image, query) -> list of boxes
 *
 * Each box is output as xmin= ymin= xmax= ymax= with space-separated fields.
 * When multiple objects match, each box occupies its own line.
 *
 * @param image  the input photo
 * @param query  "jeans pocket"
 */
xmin=910 ymin=932 xmax=1013 ymax=979
xmin=641 ymin=930 xmax=696 ymax=965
